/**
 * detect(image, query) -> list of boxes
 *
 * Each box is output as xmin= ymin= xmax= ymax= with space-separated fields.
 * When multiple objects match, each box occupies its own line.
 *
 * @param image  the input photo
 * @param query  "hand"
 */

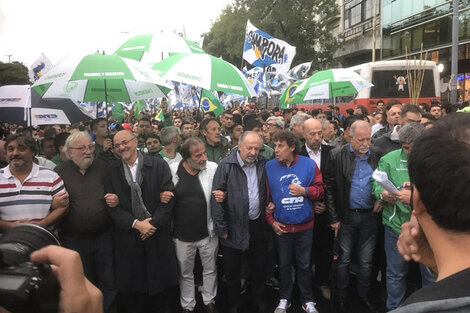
xmin=212 ymin=190 xmax=226 ymax=203
xmin=289 ymin=184 xmax=306 ymax=196
xmin=134 ymin=218 xmax=156 ymax=240
xmin=160 ymin=191 xmax=174 ymax=204
xmin=330 ymin=222 xmax=340 ymax=238
xmin=104 ymin=193 xmax=119 ymax=208
xmin=394 ymin=189 xmax=412 ymax=205
xmin=52 ymin=192 xmax=69 ymax=210
xmin=266 ymin=202 xmax=275 ymax=214
xmin=221 ymin=233 xmax=228 ymax=240
xmin=314 ymin=201 xmax=326 ymax=214
xmin=30 ymin=246 xmax=103 ymax=313
xmin=103 ymin=138 xmax=113 ymax=152
xmin=272 ymin=221 xmax=287 ymax=236
xmin=373 ymin=200 xmax=384 ymax=213
xmin=381 ymin=190 xmax=396 ymax=204
xmin=397 ymin=215 xmax=437 ymax=270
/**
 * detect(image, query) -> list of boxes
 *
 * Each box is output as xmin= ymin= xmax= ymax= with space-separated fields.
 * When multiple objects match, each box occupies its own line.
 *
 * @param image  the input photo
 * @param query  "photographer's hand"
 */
xmin=30 ymin=246 xmax=103 ymax=313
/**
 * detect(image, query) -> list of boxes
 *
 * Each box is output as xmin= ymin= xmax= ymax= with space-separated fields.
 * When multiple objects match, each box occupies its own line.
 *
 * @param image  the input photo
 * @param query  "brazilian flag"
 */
xmin=134 ymin=100 xmax=147 ymax=120
xmin=155 ymin=109 xmax=164 ymax=121
xmin=200 ymin=89 xmax=224 ymax=117
xmin=280 ymin=80 xmax=306 ymax=109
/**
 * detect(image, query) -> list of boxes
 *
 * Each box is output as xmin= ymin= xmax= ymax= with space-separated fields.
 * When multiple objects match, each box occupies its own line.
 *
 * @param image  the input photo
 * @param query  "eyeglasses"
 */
xmin=70 ymin=143 xmax=95 ymax=152
xmin=114 ymin=138 xmax=135 ymax=149
xmin=267 ymin=123 xmax=278 ymax=128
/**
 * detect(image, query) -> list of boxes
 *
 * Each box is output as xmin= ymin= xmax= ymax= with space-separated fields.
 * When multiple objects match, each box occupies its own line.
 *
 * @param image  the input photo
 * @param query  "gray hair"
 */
xmin=239 ymin=131 xmax=262 ymax=146
xmin=349 ymin=120 xmax=371 ymax=137
xmin=159 ymin=126 xmax=180 ymax=145
xmin=399 ymin=122 xmax=425 ymax=144
xmin=266 ymin=116 xmax=284 ymax=129
xmin=63 ymin=131 xmax=92 ymax=158
xmin=289 ymin=113 xmax=310 ymax=130
xmin=320 ymin=119 xmax=331 ymax=130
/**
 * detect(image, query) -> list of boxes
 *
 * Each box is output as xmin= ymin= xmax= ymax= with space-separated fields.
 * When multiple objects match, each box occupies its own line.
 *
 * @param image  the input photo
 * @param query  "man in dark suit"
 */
xmin=299 ymin=118 xmax=334 ymax=300
xmin=104 ymin=130 xmax=178 ymax=313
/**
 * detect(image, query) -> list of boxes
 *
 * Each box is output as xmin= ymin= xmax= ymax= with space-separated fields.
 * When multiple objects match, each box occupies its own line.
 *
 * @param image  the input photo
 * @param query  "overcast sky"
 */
xmin=0 ymin=0 xmax=233 ymax=66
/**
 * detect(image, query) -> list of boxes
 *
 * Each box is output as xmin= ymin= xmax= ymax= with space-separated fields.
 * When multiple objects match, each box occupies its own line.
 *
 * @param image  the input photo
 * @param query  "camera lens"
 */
xmin=0 ymin=224 xmax=60 ymax=267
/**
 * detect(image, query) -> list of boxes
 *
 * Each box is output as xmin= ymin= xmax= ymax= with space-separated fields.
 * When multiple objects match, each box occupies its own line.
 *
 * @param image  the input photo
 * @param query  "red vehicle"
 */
xmin=297 ymin=60 xmax=441 ymax=115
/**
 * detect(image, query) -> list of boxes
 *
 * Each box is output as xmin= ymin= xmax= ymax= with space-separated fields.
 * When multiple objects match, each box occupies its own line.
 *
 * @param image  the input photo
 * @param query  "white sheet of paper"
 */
xmin=373 ymin=170 xmax=399 ymax=194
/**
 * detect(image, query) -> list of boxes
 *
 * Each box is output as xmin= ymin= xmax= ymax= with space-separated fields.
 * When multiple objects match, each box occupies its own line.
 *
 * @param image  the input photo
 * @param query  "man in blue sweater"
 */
xmin=266 ymin=130 xmax=325 ymax=313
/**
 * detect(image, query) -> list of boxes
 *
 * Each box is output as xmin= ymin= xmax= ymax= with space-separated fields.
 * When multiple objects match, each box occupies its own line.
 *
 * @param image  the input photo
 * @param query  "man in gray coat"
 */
xmin=211 ymin=131 xmax=267 ymax=313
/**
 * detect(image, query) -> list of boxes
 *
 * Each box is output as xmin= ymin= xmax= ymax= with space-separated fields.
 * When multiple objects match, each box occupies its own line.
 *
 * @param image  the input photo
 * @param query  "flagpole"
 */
xmin=196 ymin=88 xmax=203 ymax=122
xmin=104 ymin=79 xmax=110 ymax=135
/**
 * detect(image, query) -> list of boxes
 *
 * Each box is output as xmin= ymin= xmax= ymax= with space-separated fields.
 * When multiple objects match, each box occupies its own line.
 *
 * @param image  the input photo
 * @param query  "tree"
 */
xmin=0 ymin=61 xmax=30 ymax=86
xmin=203 ymin=0 xmax=341 ymax=71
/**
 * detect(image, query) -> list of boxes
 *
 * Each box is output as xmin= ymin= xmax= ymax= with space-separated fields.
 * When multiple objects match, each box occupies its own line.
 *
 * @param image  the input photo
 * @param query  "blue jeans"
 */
xmin=336 ymin=211 xmax=379 ymax=298
xmin=384 ymin=226 xmax=435 ymax=310
xmin=277 ymin=228 xmax=313 ymax=303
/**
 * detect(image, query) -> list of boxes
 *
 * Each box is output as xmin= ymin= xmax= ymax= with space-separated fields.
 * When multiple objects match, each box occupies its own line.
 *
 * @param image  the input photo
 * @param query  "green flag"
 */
xmin=134 ymin=100 xmax=147 ymax=120
xmin=279 ymin=80 xmax=305 ymax=109
xmin=200 ymin=89 xmax=224 ymax=117
xmin=112 ymin=102 xmax=124 ymax=122
xmin=155 ymin=109 xmax=164 ymax=121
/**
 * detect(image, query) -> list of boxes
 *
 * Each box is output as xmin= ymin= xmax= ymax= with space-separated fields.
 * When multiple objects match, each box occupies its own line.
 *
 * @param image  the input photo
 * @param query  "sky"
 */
xmin=0 ymin=0 xmax=233 ymax=66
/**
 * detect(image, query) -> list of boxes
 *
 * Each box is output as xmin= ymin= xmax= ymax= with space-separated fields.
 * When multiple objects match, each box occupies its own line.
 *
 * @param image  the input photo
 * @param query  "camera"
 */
xmin=0 ymin=224 xmax=60 ymax=313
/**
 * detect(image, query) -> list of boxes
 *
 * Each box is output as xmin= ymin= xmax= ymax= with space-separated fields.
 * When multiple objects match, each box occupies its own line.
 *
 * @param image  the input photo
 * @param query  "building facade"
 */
xmin=334 ymin=0 xmax=470 ymax=102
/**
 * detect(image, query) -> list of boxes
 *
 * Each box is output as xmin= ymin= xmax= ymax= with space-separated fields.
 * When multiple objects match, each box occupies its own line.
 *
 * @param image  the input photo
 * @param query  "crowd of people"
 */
xmin=0 ymin=98 xmax=469 ymax=313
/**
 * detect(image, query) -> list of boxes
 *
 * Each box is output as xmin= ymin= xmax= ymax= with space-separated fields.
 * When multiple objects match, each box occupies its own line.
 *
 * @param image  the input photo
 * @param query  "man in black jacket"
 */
xmin=104 ymin=130 xmax=178 ymax=313
xmin=300 ymin=118 xmax=334 ymax=300
xmin=324 ymin=120 xmax=383 ymax=313
xmin=211 ymin=131 xmax=267 ymax=313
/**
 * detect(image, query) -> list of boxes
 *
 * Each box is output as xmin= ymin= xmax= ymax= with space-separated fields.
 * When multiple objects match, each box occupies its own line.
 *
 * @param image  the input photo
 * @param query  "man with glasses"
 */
xmin=266 ymin=116 xmax=284 ymax=148
xmin=55 ymin=131 xmax=117 ymax=313
xmin=0 ymin=134 xmax=69 ymax=233
xmin=105 ymin=130 xmax=178 ymax=313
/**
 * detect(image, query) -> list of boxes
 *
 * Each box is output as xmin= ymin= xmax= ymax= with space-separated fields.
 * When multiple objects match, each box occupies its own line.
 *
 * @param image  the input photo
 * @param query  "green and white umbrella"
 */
xmin=32 ymin=53 xmax=172 ymax=104
xmin=114 ymin=33 xmax=205 ymax=67
xmin=293 ymin=68 xmax=373 ymax=100
xmin=152 ymin=53 xmax=256 ymax=97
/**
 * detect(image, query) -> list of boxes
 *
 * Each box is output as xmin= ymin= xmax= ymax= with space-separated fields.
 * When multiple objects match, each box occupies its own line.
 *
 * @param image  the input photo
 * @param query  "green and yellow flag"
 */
xmin=155 ymin=109 xmax=164 ymax=121
xmin=134 ymin=100 xmax=147 ymax=120
xmin=200 ymin=89 xmax=224 ymax=117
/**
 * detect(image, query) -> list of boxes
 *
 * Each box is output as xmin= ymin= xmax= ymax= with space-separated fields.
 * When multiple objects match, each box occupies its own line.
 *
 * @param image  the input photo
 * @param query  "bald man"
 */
xmin=299 ymin=118 xmax=334 ymax=300
xmin=104 ymin=130 xmax=178 ymax=312
xmin=324 ymin=121 xmax=383 ymax=312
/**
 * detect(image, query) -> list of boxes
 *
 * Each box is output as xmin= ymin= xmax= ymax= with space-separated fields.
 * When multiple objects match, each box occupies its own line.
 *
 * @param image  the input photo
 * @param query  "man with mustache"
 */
xmin=54 ymin=131 xmax=117 ymax=313
xmin=0 ymin=134 xmax=69 ymax=233
xmin=324 ymin=120 xmax=383 ymax=313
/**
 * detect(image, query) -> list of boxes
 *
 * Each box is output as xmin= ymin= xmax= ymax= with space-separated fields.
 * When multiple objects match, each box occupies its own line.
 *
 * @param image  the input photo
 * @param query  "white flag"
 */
xmin=288 ymin=62 xmax=312 ymax=80
xmin=28 ymin=53 xmax=53 ymax=83
xmin=242 ymin=20 xmax=296 ymax=73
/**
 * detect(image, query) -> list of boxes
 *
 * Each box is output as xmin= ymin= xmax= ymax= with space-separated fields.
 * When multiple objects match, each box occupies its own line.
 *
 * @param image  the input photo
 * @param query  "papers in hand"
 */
xmin=373 ymin=170 xmax=399 ymax=194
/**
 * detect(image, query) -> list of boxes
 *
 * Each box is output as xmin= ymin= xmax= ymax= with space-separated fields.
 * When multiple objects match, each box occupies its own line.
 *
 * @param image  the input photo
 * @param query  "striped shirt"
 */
xmin=0 ymin=163 xmax=66 ymax=222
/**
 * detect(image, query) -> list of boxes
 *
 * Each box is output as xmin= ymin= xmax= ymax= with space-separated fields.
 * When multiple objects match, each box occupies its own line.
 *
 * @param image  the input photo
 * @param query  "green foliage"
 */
xmin=203 ymin=0 xmax=341 ymax=71
xmin=0 ymin=61 xmax=30 ymax=86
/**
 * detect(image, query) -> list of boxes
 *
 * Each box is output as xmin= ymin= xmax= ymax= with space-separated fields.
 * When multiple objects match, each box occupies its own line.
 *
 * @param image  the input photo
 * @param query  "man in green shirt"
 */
xmin=372 ymin=122 xmax=433 ymax=311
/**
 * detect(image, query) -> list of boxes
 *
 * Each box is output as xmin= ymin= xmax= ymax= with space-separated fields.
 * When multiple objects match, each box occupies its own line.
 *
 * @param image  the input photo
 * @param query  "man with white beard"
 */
xmin=324 ymin=121 xmax=383 ymax=313
xmin=55 ymin=131 xmax=117 ymax=313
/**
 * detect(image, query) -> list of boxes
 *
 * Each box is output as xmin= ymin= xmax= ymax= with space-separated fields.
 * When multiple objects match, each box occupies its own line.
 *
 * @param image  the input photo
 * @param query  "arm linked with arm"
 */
xmin=210 ymin=163 xmax=229 ymax=236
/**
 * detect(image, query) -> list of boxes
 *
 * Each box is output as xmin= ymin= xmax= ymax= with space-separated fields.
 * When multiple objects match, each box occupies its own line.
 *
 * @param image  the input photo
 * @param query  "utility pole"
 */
xmin=4 ymin=54 xmax=12 ymax=62
xmin=450 ymin=0 xmax=459 ymax=105
xmin=372 ymin=0 xmax=377 ymax=62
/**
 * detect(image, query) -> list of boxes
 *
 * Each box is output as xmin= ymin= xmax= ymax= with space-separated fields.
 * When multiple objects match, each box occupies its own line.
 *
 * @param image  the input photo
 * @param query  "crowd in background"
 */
xmin=0 ymin=98 xmax=469 ymax=313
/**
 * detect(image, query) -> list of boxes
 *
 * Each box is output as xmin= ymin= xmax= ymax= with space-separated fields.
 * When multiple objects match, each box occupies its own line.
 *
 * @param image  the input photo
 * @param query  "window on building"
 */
xmin=344 ymin=0 xmax=374 ymax=29
xmin=423 ymin=21 xmax=437 ymax=48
